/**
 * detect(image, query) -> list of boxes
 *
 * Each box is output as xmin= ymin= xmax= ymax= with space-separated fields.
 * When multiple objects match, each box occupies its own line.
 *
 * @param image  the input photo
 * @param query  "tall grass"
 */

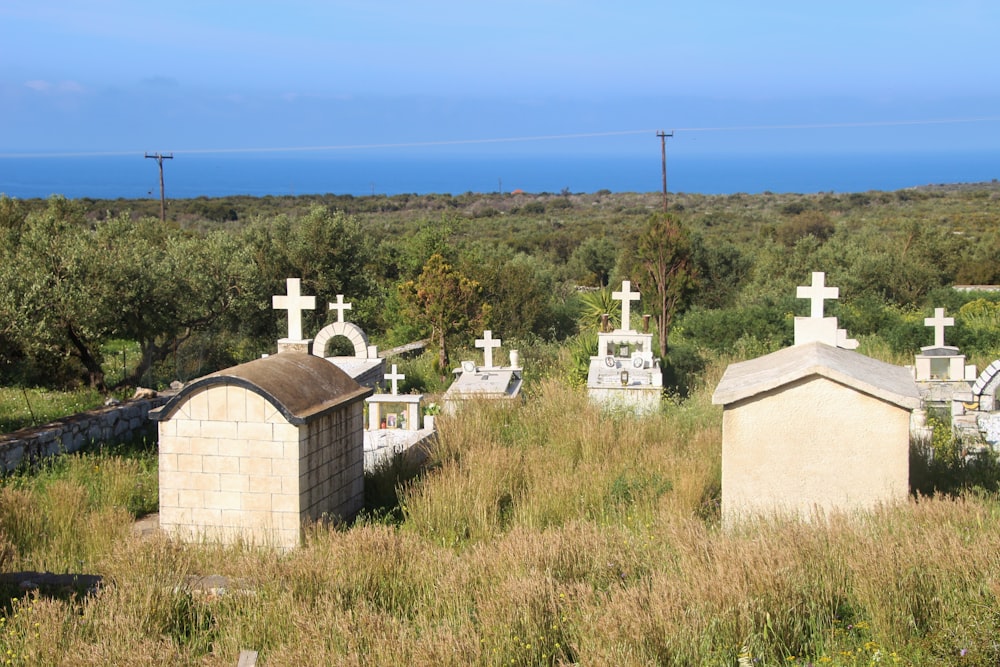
xmin=1 ymin=378 xmax=999 ymax=665
xmin=0 ymin=441 xmax=157 ymax=573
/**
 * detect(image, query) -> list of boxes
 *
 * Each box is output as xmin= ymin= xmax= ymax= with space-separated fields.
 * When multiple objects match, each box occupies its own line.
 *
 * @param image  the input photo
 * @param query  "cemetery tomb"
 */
xmin=912 ymin=307 xmax=977 ymax=406
xmin=908 ymin=306 xmax=984 ymax=440
xmin=364 ymin=364 xmax=436 ymax=470
xmin=443 ymin=330 xmax=523 ymax=414
xmin=151 ymin=352 xmax=372 ymax=549
xmin=713 ymin=271 xmax=920 ymax=525
xmin=586 ymin=280 xmax=663 ymax=415
xmin=913 ymin=307 xmax=974 ymax=382
xmin=310 ymin=293 xmax=385 ymax=389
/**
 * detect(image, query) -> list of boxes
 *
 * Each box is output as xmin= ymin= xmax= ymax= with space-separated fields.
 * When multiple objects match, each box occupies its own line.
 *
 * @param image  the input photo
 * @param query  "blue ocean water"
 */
xmin=0 ymin=150 xmax=997 ymax=199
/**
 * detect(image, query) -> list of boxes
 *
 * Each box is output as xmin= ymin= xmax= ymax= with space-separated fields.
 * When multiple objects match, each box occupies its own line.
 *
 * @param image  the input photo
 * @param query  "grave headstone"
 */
xmin=793 ymin=271 xmax=858 ymax=349
xmin=443 ymin=330 xmax=523 ymax=413
xmin=586 ymin=280 xmax=663 ymax=414
xmin=912 ymin=307 xmax=977 ymax=430
xmin=364 ymin=363 xmax=435 ymax=470
xmin=925 ymin=307 xmax=954 ymax=349
xmin=475 ymin=330 xmax=502 ymax=369
xmin=272 ymin=278 xmax=316 ymax=353
xmin=611 ymin=280 xmax=640 ymax=332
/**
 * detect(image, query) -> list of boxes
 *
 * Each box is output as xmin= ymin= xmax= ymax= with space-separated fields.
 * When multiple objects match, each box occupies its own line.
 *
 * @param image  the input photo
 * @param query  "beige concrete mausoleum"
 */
xmin=151 ymin=353 xmax=372 ymax=549
xmin=713 ymin=272 xmax=921 ymax=525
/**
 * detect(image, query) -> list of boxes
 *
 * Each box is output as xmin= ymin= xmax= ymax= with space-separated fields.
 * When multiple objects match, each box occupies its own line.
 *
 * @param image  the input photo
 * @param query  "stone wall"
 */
xmin=0 ymin=394 xmax=172 ymax=473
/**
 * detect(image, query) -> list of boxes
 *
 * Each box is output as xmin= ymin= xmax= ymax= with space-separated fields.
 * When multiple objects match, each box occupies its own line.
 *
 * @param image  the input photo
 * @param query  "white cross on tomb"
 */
xmin=272 ymin=278 xmax=315 ymax=341
xmin=475 ymin=330 xmax=502 ymax=368
xmin=384 ymin=364 xmax=405 ymax=395
xmin=612 ymin=280 xmax=640 ymax=331
xmin=924 ymin=307 xmax=954 ymax=348
xmin=796 ymin=271 xmax=839 ymax=319
xmin=328 ymin=294 xmax=352 ymax=323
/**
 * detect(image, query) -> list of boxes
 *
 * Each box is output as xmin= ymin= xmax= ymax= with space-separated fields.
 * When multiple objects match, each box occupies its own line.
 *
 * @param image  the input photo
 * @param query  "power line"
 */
xmin=2 ymin=116 xmax=999 ymax=159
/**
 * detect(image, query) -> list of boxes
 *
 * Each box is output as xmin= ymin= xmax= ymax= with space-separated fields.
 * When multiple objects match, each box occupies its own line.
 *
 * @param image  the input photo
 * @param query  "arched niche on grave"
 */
xmin=312 ymin=322 xmax=371 ymax=359
xmin=973 ymin=360 xmax=1000 ymax=412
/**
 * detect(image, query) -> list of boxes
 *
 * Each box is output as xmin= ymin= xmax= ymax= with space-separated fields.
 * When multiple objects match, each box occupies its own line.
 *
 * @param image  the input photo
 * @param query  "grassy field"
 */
xmin=0 ymin=387 xmax=107 ymax=434
xmin=0 ymin=359 xmax=998 ymax=665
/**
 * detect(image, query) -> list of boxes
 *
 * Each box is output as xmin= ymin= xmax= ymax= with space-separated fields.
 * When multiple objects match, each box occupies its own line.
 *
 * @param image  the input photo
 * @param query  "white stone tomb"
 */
xmin=364 ymin=364 xmax=435 ymax=470
xmin=586 ymin=280 xmax=663 ymax=414
xmin=443 ymin=330 xmax=523 ymax=413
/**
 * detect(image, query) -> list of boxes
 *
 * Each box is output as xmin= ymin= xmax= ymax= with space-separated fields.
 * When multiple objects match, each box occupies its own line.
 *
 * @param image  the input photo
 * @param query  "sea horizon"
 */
xmin=0 ymin=149 xmax=997 ymax=200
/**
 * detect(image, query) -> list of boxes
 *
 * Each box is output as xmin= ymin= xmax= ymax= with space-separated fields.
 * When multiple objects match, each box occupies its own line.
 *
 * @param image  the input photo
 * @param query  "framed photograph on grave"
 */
xmin=386 ymin=414 xmax=397 ymax=428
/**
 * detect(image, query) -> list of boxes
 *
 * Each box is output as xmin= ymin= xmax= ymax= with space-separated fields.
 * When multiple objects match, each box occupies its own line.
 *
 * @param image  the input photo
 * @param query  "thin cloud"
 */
xmin=23 ymin=79 xmax=85 ymax=94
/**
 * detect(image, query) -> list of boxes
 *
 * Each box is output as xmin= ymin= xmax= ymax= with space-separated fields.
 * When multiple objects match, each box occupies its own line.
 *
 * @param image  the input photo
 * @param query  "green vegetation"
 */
xmin=0 ymin=438 xmax=157 ymax=573
xmin=2 ymin=184 xmax=1000 ymax=663
xmin=4 ymin=185 xmax=1000 ymax=395
xmin=0 ymin=387 xmax=105 ymax=434
xmin=0 ymin=376 xmax=997 ymax=664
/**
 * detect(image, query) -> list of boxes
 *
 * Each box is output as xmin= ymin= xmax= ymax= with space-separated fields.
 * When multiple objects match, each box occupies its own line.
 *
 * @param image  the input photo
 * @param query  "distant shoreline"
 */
xmin=1 ymin=150 xmax=997 ymax=200
xmin=4 ymin=180 xmax=1000 ymax=203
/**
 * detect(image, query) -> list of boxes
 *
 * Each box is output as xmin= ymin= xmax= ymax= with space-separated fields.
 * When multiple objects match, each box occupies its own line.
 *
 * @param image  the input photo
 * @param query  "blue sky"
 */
xmin=2 ymin=1 xmax=999 ymax=158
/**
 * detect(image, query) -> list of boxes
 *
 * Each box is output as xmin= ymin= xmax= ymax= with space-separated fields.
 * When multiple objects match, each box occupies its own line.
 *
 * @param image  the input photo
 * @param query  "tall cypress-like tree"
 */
xmin=631 ymin=213 xmax=697 ymax=358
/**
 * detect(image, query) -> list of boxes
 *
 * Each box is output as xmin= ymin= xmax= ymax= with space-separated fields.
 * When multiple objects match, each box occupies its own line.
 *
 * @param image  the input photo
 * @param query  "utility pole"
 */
xmin=144 ymin=152 xmax=173 ymax=222
xmin=656 ymin=130 xmax=673 ymax=212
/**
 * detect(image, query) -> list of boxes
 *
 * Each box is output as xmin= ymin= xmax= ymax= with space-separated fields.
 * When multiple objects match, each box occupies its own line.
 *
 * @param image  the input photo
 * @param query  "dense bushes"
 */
xmin=3 ymin=183 xmax=1000 ymax=393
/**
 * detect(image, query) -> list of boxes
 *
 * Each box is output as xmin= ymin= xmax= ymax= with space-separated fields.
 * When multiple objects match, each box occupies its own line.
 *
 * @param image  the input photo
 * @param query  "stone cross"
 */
xmin=796 ymin=271 xmax=838 ymax=318
xmin=612 ymin=280 xmax=640 ymax=331
xmin=272 ymin=278 xmax=315 ymax=341
xmin=384 ymin=364 xmax=404 ymax=395
xmin=925 ymin=307 xmax=954 ymax=348
xmin=475 ymin=330 xmax=502 ymax=368
xmin=328 ymin=294 xmax=352 ymax=323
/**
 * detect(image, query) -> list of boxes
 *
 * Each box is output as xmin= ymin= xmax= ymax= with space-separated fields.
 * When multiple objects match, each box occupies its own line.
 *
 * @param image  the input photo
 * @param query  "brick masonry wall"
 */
xmin=158 ymin=385 xmax=303 ymax=549
xmin=157 ymin=384 xmax=366 ymax=550
xmin=300 ymin=402 xmax=364 ymax=522
xmin=0 ymin=394 xmax=173 ymax=473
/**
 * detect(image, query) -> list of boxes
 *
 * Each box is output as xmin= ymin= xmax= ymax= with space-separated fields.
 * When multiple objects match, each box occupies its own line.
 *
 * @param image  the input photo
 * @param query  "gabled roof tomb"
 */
xmin=712 ymin=341 xmax=920 ymax=410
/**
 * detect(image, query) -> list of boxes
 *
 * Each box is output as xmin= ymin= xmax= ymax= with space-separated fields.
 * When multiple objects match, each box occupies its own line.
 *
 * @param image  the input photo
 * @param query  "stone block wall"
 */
xmin=0 ymin=395 xmax=171 ymax=473
xmin=158 ymin=384 xmax=365 ymax=549
xmin=158 ymin=386 xmax=303 ymax=548
xmin=300 ymin=402 xmax=365 ymax=522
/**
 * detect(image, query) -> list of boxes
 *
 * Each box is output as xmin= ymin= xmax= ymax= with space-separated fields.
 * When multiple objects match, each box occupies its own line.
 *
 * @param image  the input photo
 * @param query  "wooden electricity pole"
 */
xmin=656 ymin=130 xmax=673 ymax=212
xmin=144 ymin=152 xmax=173 ymax=222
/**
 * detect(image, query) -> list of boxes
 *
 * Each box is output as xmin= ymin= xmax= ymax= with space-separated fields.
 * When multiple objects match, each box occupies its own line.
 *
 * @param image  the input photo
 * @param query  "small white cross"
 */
xmin=384 ymin=364 xmax=405 ymax=395
xmin=924 ymin=307 xmax=954 ymax=348
xmin=475 ymin=330 xmax=502 ymax=368
xmin=612 ymin=280 xmax=640 ymax=331
xmin=272 ymin=278 xmax=315 ymax=341
xmin=328 ymin=294 xmax=352 ymax=323
xmin=796 ymin=272 xmax=839 ymax=319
